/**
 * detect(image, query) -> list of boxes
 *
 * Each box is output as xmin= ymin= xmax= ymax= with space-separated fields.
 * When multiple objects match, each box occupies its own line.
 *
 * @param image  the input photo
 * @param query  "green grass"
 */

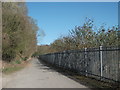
xmin=2 ymin=58 xmax=30 ymax=74
xmin=2 ymin=66 xmax=24 ymax=74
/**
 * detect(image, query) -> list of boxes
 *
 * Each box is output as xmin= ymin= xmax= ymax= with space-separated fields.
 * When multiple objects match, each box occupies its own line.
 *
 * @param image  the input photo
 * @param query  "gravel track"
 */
xmin=2 ymin=58 xmax=89 ymax=88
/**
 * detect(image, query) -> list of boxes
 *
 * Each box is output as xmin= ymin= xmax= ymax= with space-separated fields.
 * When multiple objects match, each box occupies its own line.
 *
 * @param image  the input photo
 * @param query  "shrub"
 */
xmin=22 ymin=57 xmax=28 ymax=61
xmin=15 ymin=60 xmax=21 ymax=64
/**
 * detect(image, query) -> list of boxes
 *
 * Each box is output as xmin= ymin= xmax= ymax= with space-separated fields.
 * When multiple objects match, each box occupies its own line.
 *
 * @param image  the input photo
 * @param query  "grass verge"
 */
xmin=2 ymin=58 xmax=31 ymax=75
xmin=2 ymin=66 xmax=24 ymax=75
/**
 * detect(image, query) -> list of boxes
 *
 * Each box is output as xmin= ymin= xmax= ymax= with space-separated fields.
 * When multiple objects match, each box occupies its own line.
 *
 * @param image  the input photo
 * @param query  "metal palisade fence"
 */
xmin=39 ymin=46 xmax=120 ymax=83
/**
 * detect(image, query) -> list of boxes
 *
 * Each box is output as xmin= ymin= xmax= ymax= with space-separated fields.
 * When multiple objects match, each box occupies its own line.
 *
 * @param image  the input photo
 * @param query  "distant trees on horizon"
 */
xmin=36 ymin=18 xmax=119 ymax=55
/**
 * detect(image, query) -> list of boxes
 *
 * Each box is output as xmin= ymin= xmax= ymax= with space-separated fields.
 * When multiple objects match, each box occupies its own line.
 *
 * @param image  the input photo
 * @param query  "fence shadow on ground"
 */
xmin=37 ymin=57 xmax=119 ymax=90
xmin=35 ymin=58 xmax=57 ymax=72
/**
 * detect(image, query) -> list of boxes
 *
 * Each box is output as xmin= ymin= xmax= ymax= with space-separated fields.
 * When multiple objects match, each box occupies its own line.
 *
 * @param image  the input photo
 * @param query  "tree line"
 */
xmin=36 ymin=18 xmax=119 ymax=55
xmin=2 ymin=2 xmax=39 ymax=62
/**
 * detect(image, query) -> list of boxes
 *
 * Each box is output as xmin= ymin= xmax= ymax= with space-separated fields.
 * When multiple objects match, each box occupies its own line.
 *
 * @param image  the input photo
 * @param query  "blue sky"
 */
xmin=26 ymin=2 xmax=118 ymax=45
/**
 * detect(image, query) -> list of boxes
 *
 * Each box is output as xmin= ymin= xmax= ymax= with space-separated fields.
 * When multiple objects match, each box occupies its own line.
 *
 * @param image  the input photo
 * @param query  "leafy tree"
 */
xmin=49 ymin=18 xmax=119 ymax=53
xmin=2 ymin=2 xmax=39 ymax=62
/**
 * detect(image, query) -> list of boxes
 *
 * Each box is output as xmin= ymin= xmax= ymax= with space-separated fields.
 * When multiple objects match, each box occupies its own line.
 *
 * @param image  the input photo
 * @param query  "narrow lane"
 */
xmin=3 ymin=58 xmax=89 ymax=88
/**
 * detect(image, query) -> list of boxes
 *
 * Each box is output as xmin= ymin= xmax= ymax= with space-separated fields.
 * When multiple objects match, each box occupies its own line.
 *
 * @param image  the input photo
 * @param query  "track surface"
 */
xmin=2 ymin=58 xmax=89 ymax=88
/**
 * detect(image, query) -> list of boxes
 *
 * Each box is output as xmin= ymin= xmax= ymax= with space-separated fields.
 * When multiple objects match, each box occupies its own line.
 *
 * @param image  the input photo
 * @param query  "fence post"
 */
xmin=100 ymin=46 xmax=103 ymax=79
xmin=118 ymin=46 xmax=120 ymax=83
xmin=85 ymin=48 xmax=88 ymax=76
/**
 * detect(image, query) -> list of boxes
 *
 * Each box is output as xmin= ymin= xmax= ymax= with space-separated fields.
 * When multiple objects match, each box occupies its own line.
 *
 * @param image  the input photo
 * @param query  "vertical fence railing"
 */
xmin=100 ymin=46 xmax=103 ymax=79
xmin=118 ymin=46 xmax=120 ymax=83
xmin=85 ymin=48 xmax=88 ymax=77
xmin=39 ymin=46 xmax=120 ymax=83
